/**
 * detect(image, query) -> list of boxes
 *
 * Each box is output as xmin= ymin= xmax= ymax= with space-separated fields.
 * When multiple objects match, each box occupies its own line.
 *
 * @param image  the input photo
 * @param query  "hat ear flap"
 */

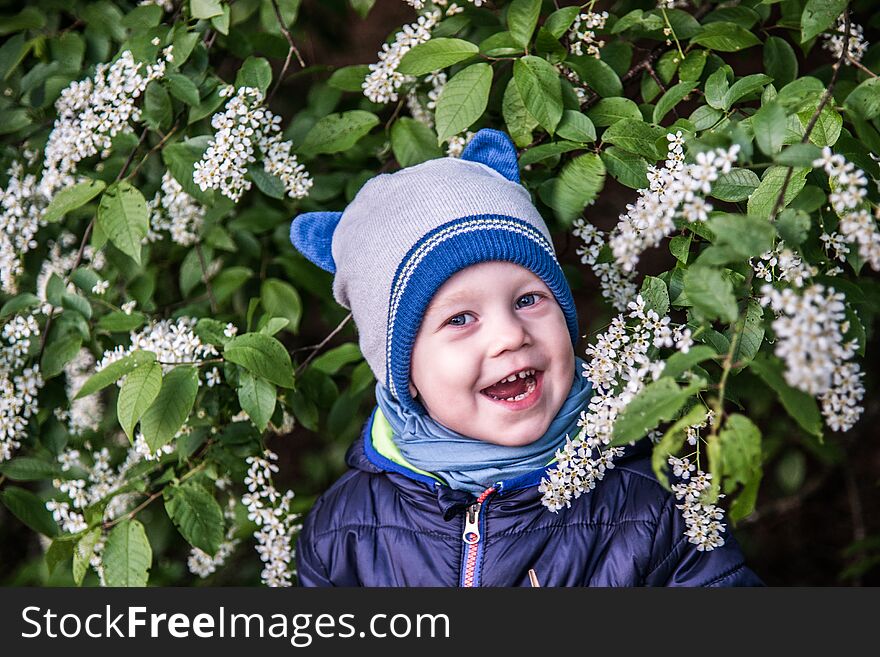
xmin=460 ymin=128 xmax=520 ymax=184
xmin=290 ymin=211 xmax=343 ymax=273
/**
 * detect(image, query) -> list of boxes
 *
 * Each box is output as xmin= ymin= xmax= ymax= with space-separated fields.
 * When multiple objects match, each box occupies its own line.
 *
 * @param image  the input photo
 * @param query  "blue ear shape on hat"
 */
xmin=289 ymin=211 xmax=343 ymax=274
xmin=460 ymin=128 xmax=520 ymax=184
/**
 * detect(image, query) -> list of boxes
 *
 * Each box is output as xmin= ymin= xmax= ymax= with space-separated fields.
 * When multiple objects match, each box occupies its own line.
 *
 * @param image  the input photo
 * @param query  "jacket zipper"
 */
xmin=461 ymin=485 xmax=496 ymax=587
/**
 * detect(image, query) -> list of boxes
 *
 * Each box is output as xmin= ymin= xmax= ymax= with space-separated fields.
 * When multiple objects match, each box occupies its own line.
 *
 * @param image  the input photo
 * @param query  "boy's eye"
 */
xmin=447 ymin=313 xmax=474 ymax=327
xmin=516 ymin=293 xmax=541 ymax=308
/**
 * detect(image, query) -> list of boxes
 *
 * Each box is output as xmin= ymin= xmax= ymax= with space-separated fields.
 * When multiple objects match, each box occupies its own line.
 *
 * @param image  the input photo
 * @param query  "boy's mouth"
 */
xmin=479 ymin=369 xmax=543 ymax=409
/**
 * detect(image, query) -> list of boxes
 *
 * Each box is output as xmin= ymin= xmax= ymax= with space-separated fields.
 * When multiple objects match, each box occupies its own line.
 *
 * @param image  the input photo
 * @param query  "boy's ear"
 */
xmin=461 ymin=128 xmax=520 ymax=184
xmin=289 ymin=211 xmax=343 ymax=273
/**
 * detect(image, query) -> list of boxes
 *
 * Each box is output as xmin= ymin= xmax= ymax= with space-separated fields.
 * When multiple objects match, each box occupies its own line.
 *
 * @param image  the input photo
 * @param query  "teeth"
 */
xmin=497 ymin=369 xmax=536 ymax=385
xmin=487 ymin=376 xmax=537 ymax=402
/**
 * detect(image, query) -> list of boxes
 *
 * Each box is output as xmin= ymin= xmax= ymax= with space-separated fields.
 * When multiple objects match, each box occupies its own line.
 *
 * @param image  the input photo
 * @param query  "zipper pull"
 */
xmin=462 ymin=502 xmax=481 ymax=545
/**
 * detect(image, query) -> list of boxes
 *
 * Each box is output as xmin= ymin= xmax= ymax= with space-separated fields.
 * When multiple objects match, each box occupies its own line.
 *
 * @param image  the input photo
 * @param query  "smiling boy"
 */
xmin=290 ymin=129 xmax=761 ymax=587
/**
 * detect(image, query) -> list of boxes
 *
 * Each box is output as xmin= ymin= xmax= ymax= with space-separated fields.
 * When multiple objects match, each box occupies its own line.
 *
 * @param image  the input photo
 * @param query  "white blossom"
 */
xmin=188 ymin=498 xmax=240 ymax=578
xmin=821 ymin=14 xmax=869 ymax=66
xmin=146 ymin=172 xmax=205 ymax=246
xmin=669 ymin=458 xmax=727 ymax=551
xmin=0 ymin=162 xmax=44 ymax=294
xmin=193 ymin=86 xmax=313 ymax=203
xmin=242 ymin=451 xmax=301 ymax=587
xmin=567 ymin=11 xmax=608 ymax=58
xmin=572 ymin=219 xmax=639 ymax=312
xmin=446 ymin=130 xmax=474 ymax=158
xmin=63 ymin=349 xmax=103 ymax=435
xmin=761 ymin=283 xmax=864 ymax=431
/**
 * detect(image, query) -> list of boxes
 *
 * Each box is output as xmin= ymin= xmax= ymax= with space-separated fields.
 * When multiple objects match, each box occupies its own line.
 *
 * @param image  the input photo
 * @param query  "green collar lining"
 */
xmin=371 ymin=407 xmax=445 ymax=483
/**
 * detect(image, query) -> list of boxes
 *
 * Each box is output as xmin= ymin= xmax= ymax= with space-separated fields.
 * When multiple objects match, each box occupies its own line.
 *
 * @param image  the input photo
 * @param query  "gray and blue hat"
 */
xmin=290 ymin=128 xmax=578 ymax=414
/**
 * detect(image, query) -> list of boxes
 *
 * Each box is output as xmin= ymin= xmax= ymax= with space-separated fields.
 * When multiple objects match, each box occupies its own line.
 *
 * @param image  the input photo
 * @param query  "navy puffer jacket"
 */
xmin=296 ymin=407 xmax=763 ymax=587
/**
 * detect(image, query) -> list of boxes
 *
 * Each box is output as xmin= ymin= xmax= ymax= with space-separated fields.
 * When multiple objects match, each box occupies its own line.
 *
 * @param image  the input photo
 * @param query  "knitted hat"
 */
xmin=290 ymin=128 xmax=578 ymax=414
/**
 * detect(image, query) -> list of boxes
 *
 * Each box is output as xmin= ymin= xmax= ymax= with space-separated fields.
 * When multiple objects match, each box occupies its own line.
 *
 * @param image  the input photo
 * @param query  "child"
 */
xmin=289 ymin=129 xmax=762 ymax=587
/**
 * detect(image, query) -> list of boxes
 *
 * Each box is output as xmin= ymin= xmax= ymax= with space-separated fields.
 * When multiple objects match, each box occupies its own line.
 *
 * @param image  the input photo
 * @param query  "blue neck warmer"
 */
xmin=374 ymin=357 xmax=592 ymax=494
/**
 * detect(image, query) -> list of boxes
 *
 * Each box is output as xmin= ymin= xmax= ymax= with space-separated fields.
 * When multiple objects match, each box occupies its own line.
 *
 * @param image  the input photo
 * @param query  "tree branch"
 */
xmin=266 ymin=0 xmax=306 ymax=105
xmin=295 ymin=312 xmax=353 ymax=376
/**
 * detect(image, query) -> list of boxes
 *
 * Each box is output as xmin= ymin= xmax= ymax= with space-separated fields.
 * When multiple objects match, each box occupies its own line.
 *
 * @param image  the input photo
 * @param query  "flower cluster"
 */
xmin=193 ymin=86 xmax=313 ymax=203
xmin=822 ymin=14 xmax=869 ymax=66
xmin=1 ymin=315 xmax=43 ymax=463
xmin=147 ymin=172 xmax=205 ymax=247
xmin=609 ymin=132 xmax=740 ymax=273
xmin=96 ymin=317 xmax=218 ymax=377
xmin=761 ymin=284 xmax=864 ymax=431
xmin=0 ymin=162 xmax=43 ymax=294
xmin=241 ymin=451 xmax=301 ymax=587
xmin=58 ymin=348 xmax=104 ymax=435
xmin=567 ymin=11 xmax=608 ymax=58
xmin=539 ymin=296 xmax=695 ymax=512
xmin=751 ymin=242 xmax=818 ymax=287
xmin=363 ymin=8 xmax=441 ymax=104
xmin=39 ymin=50 xmax=167 ymax=201
xmin=446 ymin=130 xmax=474 ymax=158
xmin=572 ymin=218 xmax=638 ymax=312
xmin=813 ymin=147 xmax=879 ymax=271
xmin=669 ymin=458 xmax=727 ymax=551
xmin=188 ymin=498 xmax=240 ymax=578
xmin=406 ymin=70 xmax=446 ymax=128
xmin=36 ymin=232 xmax=105 ymax=314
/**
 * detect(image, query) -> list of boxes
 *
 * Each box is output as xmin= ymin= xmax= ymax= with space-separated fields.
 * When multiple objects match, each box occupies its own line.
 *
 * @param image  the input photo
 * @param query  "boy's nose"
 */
xmin=487 ymin=312 xmax=531 ymax=356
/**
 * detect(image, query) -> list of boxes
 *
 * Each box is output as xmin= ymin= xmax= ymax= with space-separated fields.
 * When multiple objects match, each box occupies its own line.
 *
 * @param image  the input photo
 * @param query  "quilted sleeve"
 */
xmin=643 ymin=494 xmax=764 ymax=587
xmin=295 ymin=500 xmax=334 ymax=587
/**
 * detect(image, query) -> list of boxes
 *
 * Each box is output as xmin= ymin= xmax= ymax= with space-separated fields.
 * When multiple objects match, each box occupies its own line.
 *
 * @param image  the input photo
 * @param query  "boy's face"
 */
xmin=410 ymin=261 xmax=575 ymax=447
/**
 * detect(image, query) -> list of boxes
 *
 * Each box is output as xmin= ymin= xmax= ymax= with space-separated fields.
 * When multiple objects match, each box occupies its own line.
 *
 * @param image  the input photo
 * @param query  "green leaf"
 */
xmin=544 ymin=6 xmax=580 ymax=39
xmin=40 ymin=333 xmax=82 ymax=379
xmin=747 ymin=166 xmax=809 ymax=219
xmin=727 ymin=299 xmax=764 ymax=367
xmin=327 ymin=64 xmax=370 ymax=92
xmin=143 ymin=80 xmax=172 ymax=131
xmin=775 ymin=76 xmax=824 ymax=112
xmin=586 ymin=97 xmax=642 ymax=127
xmin=723 ymin=74 xmax=770 ymax=110
xmin=97 ymin=311 xmax=147 ymax=333
xmin=1 ymin=292 xmax=40 ymax=318
xmin=73 ymin=528 xmax=102 ymax=586
xmin=62 ymin=291 xmax=92 ymax=320
xmin=689 ymin=105 xmax=723 ymax=131
xmin=507 ymin=0 xmax=541 ymax=48
xmin=707 ymin=213 xmax=776 ymax=258
xmin=502 ymin=77 xmax=539 ymax=147
xmin=513 ymin=57 xmax=562 ymax=136
xmin=764 ymin=37 xmax=798 ymax=88
xmin=703 ymin=66 xmax=730 ymax=110
xmin=96 ymin=182 xmax=149 ymax=265
xmin=391 ymin=118 xmax=443 ymax=167
xmin=776 ymin=208 xmax=811 ymax=246
xmin=140 ymin=366 xmax=199 ymax=452
xmin=234 ymin=56 xmax=272 ymax=95
xmin=102 ymin=519 xmax=152 ymax=587
xmin=518 ymin=141 xmax=582 ymax=167
xmin=566 ymin=55 xmax=623 ymax=98
xmin=640 ymin=276 xmax=669 ymax=316
xmin=651 ymin=405 xmax=709 ymax=489
xmin=43 ymin=180 xmax=106 ymax=223
xmin=710 ymin=168 xmax=760 ymax=202
xmin=210 ymin=4 xmax=230 ymax=34
xmin=224 ymin=333 xmax=295 ymax=388
xmin=162 ymin=136 xmax=213 ymax=203
xmin=45 ymin=539 xmax=74 ymax=577
xmin=0 ymin=457 xmax=60 ymax=481
xmin=479 ymin=31 xmax=521 ymax=57
xmin=844 ymin=78 xmax=880 ymax=121
xmin=164 ymin=482 xmax=225 ymax=555
xmin=749 ymin=355 xmax=823 ymax=437
xmin=718 ymin=414 xmax=762 ymax=494
xmin=669 ymin=234 xmax=692 ymax=264
xmin=797 ymin=105 xmax=842 ymax=147
xmin=601 ymin=147 xmax=649 ymax=189
xmin=260 ymin=278 xmax=302 ymax=334
xmin=683 ymin=266 xmax=738 ymax=324
xmin=299 ymin=110 xmax=380 ymax=156
xmin=166 ymin=72 xmax=200 ymax=106
xmin=548 ymin=153 xmax=605 ymax=225
xmin=752 ymin=101 xmax=787 ymax=156
xmin=237 ymin=371 xmax=276 ymax=432
xmin=679 ymin=49 xmax=708 ymax=82
xmin=801 ymin=0 xmax=847 ymax=42
xmin=75 ymin=351 xmax=157 ymax=399
xmin=556 ymin=110 xmax=596 ymax=143
xmin=117 ymin=360 xmax=163 ymax=442
xmin=772 ymin=143 xmax=822 ymax=169
xmin=311 ymin=342 xmax=363 ymax=376
xmin=248 ymin=164 xmax=285 ymax=199
xmin=397 ymin=38 xmax=479 ymax=76
xmin=653 ymin=81 xmax=695 ymax=124
xmin=661 ymin=345 xmax=718 ymax=380
xmin=0 ymin=487 xmax=58 ymax=537
xmin=612 ymin=377 xmax=706 ymax=445
xmin=601 ymin=119 xmax=665 ymax=159
xmin=194 ymin=318 xmax=232 ymax=348
xmin=691 ymin=21 xmax=761 ymax=52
